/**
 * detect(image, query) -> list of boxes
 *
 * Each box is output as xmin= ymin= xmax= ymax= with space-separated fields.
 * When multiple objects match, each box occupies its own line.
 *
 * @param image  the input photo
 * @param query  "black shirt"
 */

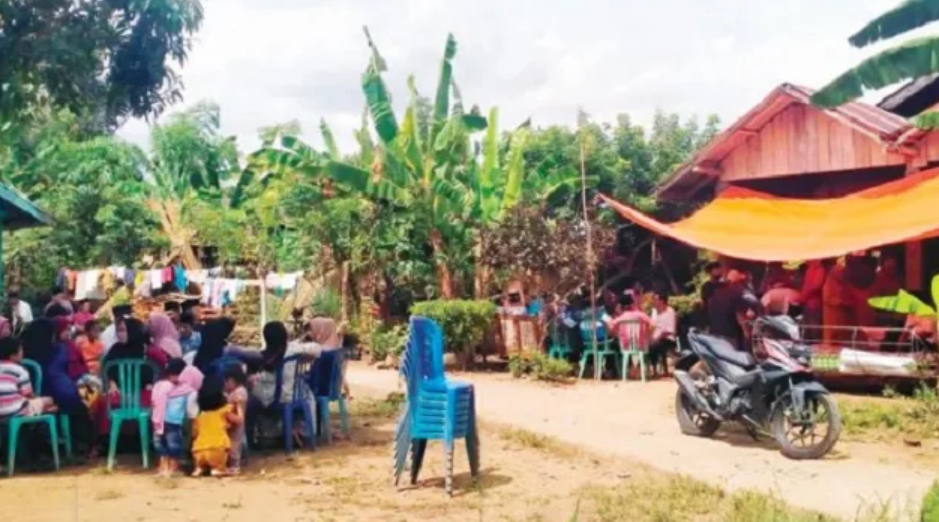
xmin=701 ymin=280 xmax=724 ymax=306
xmin=707 ymin=284 xmax=748 ymax=346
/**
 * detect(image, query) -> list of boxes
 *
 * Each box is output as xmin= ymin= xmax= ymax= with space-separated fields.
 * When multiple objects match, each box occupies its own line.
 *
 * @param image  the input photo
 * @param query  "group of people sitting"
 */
xmin=0 ymin=294 xmax=347 ymax=476
xmin=549 ymin=287 xmax=678 ymax=378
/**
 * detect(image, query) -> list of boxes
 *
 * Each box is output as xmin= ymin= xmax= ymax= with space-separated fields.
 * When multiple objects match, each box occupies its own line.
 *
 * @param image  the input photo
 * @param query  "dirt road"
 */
xmin=347 ymin=364 xmax=936 ymax=519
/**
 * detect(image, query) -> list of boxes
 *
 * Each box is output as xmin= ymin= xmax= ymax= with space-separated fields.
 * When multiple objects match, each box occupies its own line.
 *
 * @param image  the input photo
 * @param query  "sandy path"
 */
xmin=347 ymin=363 xmax=936 ymax=519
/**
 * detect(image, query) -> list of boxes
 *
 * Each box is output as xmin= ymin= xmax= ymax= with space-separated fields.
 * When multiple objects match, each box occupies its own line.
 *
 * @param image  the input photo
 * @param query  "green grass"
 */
xmin=839 ymin=385 xmax=939 ymax=441
xmin=583 ymin=475 xmax=916 ymax=522
xmin=348 ymin=392 xmax=405 ymax=418
xmin=498 ymin=427 xmax=579 ymax=459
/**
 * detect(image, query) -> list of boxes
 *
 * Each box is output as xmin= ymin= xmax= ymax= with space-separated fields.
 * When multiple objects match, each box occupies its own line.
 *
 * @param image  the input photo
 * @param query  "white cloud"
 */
xmin=118 ymin=0 xmax=904 ymax=153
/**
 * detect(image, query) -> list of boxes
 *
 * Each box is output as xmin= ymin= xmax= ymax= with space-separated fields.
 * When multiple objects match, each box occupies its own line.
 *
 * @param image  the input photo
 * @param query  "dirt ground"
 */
xmin=2 ymin=364 xmax=933 ymax=522
xmin=346 ymin=363 xmax=936 ymax=520
xmin=1 ymin=401 xmax=676 ymax=522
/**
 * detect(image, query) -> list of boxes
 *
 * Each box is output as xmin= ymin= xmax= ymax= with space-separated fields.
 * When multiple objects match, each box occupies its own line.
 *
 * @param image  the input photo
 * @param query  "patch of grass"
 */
xmin=499 ymin=427 xmax=579 ymax=459
xmin=222 ymin=497 xmax=243 ymax=510
xmin=94 ymin=490 xmax=124 ymax=501
xmin=349 ymin=393 xmax=405 ymax=418
xmin=586 ymin=475 xmax=839 ymax=522
xmin=840 ymin=384 xmax=939 ymax=441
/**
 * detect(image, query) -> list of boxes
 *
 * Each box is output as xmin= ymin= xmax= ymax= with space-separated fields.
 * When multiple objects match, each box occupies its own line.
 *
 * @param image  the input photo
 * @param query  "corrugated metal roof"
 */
xmin=656 ymin=83 xmax=915 ymax=201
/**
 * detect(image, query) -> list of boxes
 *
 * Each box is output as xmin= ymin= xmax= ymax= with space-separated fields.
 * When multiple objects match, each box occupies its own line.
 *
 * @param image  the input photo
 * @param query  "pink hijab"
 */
xmin=169 ymin=365 xmax=204 ymax=398
xmin=148 ymin=313 xmax=182 ymax=359
xmin=152 ymin=365 xmax=204 ymax=433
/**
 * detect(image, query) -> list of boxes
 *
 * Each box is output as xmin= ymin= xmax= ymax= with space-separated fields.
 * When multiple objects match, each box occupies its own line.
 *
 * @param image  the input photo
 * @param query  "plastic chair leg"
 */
xmin=138 ymin=416 xmax=150 ymax=469
xmin=444 ymin=441 xmax=454 ymax=497
xmin=578 ymin=353 xmax=590 ymax=379
xmin=410 ymin=438 xmax=427 ymax=485
xmin=621 ymin=353 xmax=628 ymax=382
xmin=639 ymin=354 xmax=647 ymax=383
xmin=319 ymin=398 xmax=332 ymax=444
xmin=106 ymin=418 xmax=121 ymax=471
xmin=59 ymin=415 xmax=72 ymax=460
xmin=282 ymin=406 xmax=294 ymax=454
xmin=47 ymin=418 xmax=60 ymax=471
xmin=7 ymin=421 xmax=19 ymax=477
xmin=300 ymin=403 xmax=316 ymax=450
xmin=338 ymin=397 xmax=349 ymax=436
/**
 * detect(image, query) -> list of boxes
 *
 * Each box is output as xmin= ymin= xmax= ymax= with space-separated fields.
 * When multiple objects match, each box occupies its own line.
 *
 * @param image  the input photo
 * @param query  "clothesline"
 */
xmin=58 ymin=265 xmax=304 ymax=306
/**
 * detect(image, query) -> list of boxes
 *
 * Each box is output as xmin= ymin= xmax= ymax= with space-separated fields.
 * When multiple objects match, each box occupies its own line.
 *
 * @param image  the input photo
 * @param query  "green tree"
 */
xmin=0 ymin=0 xmax=204 ymax=130
xmin=812 ymin=0 xmax=939 ymax=124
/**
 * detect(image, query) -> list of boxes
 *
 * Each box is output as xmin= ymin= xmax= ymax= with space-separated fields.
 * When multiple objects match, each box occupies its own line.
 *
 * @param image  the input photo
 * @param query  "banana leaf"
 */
xmin=320 ymin=119 xmax=340 ymax=159
xmin=813 ymin=36 xmax=939 ymax=108
xmin=849 ymin=0 xmax=939 ymax=48
xmin=362 ymin=66 xmax=399 ymax=145
xmin=430 ymin=34 xmax=457 ymax=148
xmin=500 ymin=130 xmax=527 ymax=213
xmin=868 ymin=289 xmax=936 ymax=317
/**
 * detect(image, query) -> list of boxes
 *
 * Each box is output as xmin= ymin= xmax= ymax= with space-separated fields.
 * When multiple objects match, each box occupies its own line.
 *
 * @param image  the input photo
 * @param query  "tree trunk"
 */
xmin=472 ymin=237 xmax=490 ymax=299
xmin=340 ymin=261 xmax=349 ymax=323
xmin=430 ymin=229 xmax=455 ymax=299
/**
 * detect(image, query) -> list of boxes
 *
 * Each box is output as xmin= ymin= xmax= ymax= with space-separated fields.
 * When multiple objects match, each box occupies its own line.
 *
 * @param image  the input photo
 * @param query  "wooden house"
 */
xmin=656 ymin=82 xmax=939 ymax=290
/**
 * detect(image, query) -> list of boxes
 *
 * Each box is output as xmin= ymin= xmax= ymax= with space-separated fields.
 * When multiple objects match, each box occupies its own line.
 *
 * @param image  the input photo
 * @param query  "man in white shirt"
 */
xmin=650 ymin=292 xmax=678 ymax=376
xmin=8 ymin=292 xmax=33 ymax=334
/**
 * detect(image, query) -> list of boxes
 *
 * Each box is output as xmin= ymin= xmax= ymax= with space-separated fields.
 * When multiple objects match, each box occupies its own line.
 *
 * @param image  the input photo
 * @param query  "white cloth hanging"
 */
xmin=150 ymin=269 xmax=163 ymax=290
xmin=75 ymin=270 xmax=103 ymax=300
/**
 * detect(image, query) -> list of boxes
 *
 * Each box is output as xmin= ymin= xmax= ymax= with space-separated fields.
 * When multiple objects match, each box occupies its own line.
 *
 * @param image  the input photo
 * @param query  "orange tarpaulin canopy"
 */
xmin=601 ymin=167 xmax=939 ymax=262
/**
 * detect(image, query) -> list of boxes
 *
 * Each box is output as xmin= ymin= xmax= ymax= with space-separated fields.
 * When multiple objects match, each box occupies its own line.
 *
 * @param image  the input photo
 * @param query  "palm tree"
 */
xmin=813 ymin=0 xmax=939 ymax=119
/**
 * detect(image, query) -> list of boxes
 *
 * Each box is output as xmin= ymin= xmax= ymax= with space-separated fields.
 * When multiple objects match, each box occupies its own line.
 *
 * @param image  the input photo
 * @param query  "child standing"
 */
xmin=0 ymin=338 xmax=55 ymax=421
xmin=151 ymin=359 xmax=200 ymax=476
xmin=191 ymin=376 xmax=234 ymax=477
xmin=223 ymin=364 xmax=247 ymax=474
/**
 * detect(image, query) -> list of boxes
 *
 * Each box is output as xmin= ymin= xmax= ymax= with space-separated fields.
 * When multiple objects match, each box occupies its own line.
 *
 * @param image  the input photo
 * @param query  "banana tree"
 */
xmin=812 ymin=0 xmax=939 ymax=128
xmin=868 ymin=274 xmax=939 ymax=319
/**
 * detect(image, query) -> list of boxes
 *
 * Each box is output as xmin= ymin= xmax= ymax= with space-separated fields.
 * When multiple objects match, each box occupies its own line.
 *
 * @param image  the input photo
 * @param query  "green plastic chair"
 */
xmin=618 ymin=319 xmax=651 ymax=382
xmin=546 ymin=321 xmax=572 ymax=360
xmin=102 ymin=359 xmax=158 ymax=471
xmin=20 ymin=359 xmax=72 ymax=461
xmin=2 ymin=359 xmax=60 ymax=476
xmin=577 ymin=321 xmax=619 ymax=380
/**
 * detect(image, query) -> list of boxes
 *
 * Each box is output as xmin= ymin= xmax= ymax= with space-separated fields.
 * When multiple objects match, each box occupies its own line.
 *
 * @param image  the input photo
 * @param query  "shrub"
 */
xmin=922 ymin=481 xmax=939 ymax=522
xmin=368 ymin=323 xmax=408 ymax=363
xmin=411 ymin=300 xmax=496 ymax=364
xmin=509 ymin=352 xmax=574 ymax=382
xmin=310 ymin=287 xmax=342 ymax=319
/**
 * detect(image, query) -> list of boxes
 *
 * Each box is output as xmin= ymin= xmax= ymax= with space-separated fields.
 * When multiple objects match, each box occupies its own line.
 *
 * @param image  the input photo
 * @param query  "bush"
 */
xmin=509 ymin=352 xmax=574 ymax=382
xmin=411 ymin=300 xmax=496 ymax=364
xmin=368 ymin=323 xmax=409 ymax=363
xmin=310 ymin=287 xmax=342 ymax=319
xmin=922 ymin=481 xmax=939 ymax=522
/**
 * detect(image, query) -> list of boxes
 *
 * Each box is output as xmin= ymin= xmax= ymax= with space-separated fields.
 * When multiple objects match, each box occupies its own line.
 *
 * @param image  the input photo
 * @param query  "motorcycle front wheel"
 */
xmin=771 ymin=392 xmax=842 ymax=460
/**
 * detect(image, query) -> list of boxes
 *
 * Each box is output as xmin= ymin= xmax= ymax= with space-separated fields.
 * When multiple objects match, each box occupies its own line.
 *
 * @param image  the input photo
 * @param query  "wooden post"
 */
xmin=905 ymin=161 xmax=923 ymax=290
xmin=259 ymin=270 xmax=268 ymax=348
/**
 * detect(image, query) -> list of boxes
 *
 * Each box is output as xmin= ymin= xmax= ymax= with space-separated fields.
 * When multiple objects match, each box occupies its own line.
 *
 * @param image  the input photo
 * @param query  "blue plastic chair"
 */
xmin=1 ymin=360 xmax=61 ymax=476
xmin=207 ymin=356 xmax=243 ymax=379
xmin=393 ymin=317 xmax=479 ymax=497
xmin=101 ymin=359 xmax=160 ymax=471
xmin=272 ymin=354 xmax=316 ymax=453
xmin=308 ymin=350 xmax=349 ymax=444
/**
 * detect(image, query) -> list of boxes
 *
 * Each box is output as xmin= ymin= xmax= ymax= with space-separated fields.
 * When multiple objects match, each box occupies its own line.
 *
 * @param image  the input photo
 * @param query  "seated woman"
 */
xmin=250 ymin=321 xmax=325 ymax=444
xmin=23 ymin=318 xmax=94 ymax=454
xmin=148 ymin=313 xmax=182 ymax=360
xmin=92 ymin=318 xmax=168 ymax=443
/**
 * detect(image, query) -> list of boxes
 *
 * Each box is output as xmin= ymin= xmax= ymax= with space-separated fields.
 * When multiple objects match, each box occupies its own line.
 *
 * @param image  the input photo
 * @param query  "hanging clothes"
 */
xmin=124 ymin=268 xmax=136 ymax=288
xmin=66 ymin=270 xmax=78 ymax=293
xmin=150 ymin=269 xmax=164 ymax=290
xmin=173 ymin=265 xmax=188 ymax=292
xmin=56 ymin=268 xmax=69 ymax=292
xmin=75 ymin=270 xmax=102 ymax=300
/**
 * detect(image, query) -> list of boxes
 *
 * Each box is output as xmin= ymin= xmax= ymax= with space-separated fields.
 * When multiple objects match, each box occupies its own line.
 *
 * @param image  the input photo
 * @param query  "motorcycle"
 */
xmin=673 ymin=313 xmax=841 ymax=460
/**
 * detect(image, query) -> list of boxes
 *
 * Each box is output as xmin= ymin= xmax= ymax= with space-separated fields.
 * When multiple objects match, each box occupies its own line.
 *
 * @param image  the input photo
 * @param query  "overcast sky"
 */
xmin=118 ymin=0 xmax=908 ymax=153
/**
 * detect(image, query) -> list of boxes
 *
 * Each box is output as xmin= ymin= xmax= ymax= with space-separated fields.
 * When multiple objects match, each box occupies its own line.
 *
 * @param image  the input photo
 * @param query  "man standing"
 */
xmin=708 ymin=270 xmax=760 ymax=350
xmin=8 ymin=291 xmax=33 ymax=334
xmin=650 ymin=292 xmax=677 ymax=375
xmin=700 ymin=262 xmax=725 ymax=308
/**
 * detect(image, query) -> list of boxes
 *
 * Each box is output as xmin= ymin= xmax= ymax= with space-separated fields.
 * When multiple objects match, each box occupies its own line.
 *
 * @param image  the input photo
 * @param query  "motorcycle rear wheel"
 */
xmin=771 ymin=393 xmax=841 ymax=460
xmin=675 ymin=390 xmax=721 ymax=437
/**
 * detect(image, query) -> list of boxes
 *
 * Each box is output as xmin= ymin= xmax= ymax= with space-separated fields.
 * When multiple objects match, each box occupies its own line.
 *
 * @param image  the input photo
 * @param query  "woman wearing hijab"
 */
xmin=52 ymin=316 xmax=88 ymax=382
xmin=192 ymin=317 xmax=236 ymax=374
xmin=22 ymin=319 xmax=94 ymax=452
xmin=148 ymin=312 xmax=182 ymax=359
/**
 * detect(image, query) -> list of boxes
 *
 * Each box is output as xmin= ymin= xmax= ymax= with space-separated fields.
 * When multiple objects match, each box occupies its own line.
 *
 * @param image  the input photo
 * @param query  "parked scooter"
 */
xmin=673 ymin=313 xmax=841 ymax=460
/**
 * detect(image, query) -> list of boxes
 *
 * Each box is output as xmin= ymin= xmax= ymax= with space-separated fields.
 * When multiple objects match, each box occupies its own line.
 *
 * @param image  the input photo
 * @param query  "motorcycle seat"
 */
xmin=695 ymin=333 xmax=756 ymax=369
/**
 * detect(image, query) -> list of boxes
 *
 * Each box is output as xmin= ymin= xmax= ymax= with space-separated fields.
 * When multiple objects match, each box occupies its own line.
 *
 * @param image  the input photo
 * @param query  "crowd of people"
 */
xmin=0 ymin=289 xmax=348 ymax=476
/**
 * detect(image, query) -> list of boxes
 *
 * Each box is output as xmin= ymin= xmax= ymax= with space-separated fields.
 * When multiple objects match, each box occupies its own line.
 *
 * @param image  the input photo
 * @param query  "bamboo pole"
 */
xmin=580 ymin=137 xmax=599 ymax=380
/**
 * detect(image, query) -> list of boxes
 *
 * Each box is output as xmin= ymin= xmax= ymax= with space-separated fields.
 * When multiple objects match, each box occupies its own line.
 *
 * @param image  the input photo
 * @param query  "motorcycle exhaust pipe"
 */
xmin=675 ymin=370 xmax=724 ymax=421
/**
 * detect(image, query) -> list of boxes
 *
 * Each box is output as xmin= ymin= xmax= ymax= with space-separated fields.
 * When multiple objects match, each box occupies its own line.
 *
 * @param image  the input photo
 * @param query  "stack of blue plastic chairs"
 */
xmin=273 ymin=354 xmax=316 ymax=453
xmin=394 ymin=316 xmax=479 ymax=496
